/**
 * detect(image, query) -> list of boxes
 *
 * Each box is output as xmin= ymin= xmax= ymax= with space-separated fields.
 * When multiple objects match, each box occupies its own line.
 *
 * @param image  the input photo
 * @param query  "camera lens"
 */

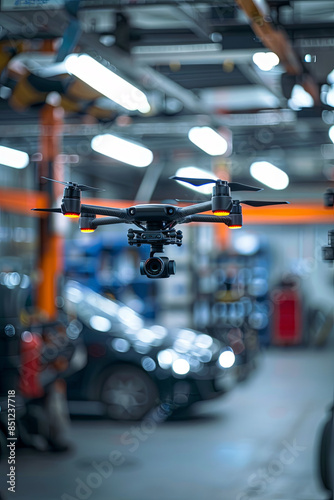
xmin=140 ymin=257 xmax=175 ymax=278
xmin=146 ymin=257 xmax=164 ymax=277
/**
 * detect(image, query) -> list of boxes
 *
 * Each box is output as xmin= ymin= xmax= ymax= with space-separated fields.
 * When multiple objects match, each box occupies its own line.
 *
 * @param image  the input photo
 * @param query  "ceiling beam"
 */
xmin=173 ymin=4 xmax=211 ymax=41
xmin=236 ymin=62 xmax=285 ymax=103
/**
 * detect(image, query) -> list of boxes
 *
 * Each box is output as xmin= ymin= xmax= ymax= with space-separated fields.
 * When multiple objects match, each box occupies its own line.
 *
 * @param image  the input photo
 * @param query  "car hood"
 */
xmin=64 ymin=280 xmax=223 ymax=360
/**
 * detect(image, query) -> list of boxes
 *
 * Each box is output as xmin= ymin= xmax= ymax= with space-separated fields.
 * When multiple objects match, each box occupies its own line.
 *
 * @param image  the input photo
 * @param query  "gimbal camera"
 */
xmin=127 ymin=225 xmax=181 ymax=278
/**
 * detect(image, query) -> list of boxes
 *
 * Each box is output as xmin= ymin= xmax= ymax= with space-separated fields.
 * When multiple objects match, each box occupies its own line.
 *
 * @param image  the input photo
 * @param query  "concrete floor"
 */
xmin=1 ymin=348 xmax=333 ymax=500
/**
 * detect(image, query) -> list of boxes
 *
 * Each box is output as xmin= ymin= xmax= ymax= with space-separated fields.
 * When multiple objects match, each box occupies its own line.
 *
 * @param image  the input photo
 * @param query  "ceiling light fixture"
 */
xmin=0 ymin=145 xmax=29 ymax=169
xmin=132 ymin=43 xmax=222 ymax=55
xmin=91 ymin=134 xmax=153 ymax=167
xmin=288 ymin=84 xmax=314 ymax=110
xmin=250 ymin=161 xmax=289 ymax=190
xmin=252 ymin=52 xmax=280 ymax=71
xmin=65 ymin=54 xmax=151 ymax=113
xmin=188 ymin=126 xmax=228 ymax=156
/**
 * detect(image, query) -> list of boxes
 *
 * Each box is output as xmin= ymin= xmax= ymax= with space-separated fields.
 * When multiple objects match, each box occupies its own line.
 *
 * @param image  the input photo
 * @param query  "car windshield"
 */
xmin=64 ymin=280 xmax=144 ymax=332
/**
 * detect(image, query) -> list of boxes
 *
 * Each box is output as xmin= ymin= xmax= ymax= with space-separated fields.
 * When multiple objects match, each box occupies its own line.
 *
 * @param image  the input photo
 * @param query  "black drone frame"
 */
xmin=79 ymin=201 xmax=232 ymax=278
xmin=32 ymin=176 xmax=289 ymax=278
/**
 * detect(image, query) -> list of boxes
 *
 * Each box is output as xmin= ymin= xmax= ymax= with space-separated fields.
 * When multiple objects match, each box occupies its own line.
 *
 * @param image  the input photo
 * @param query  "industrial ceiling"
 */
xmin=0 ymin=0 xmax=334 ymax=201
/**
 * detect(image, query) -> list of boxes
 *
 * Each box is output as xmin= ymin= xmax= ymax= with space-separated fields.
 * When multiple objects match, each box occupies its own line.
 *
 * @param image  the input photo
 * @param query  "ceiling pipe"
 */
xmin=234 ymin=0 xmax=302 ymax=74
xmin=234 ymin=0 xmax=320 ymax=104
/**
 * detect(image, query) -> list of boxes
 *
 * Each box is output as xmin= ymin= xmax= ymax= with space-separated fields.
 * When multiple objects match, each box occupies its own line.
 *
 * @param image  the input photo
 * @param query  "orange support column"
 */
xmin=37 ymin=104 xmax=64 ymax=319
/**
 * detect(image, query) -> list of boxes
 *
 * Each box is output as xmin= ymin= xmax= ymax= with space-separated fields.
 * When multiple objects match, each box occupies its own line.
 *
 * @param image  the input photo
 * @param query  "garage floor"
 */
xmin=1 ymin=348 xmax=333 ymax=500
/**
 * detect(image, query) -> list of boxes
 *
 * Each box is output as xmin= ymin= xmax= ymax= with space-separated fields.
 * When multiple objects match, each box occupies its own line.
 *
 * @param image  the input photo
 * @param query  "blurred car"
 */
xmin=319 ymin=404 xmax=334 ymax=495
xmin=63 ymin=281 xmax=238 ymax=420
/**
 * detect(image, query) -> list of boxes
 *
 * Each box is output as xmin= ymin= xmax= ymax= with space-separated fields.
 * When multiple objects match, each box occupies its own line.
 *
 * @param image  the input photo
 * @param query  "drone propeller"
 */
xmin=175 ymin=198 xmax=208 ymax=203
xmin=171 ymin=176 xmax=216 ymax=187
xmin=239 ymin=200 xmax=289 ymax=207
xmin=34 ymin=177 xmax=103 ymax=218
xmin=175 ymin=199 xmax=289 ymax=207
xmin=31 ymin=208 xmax=62 ymax=213
xmin=170 ymin=176 xmax=262 ymax=192
xmin=229 ymin=182 xmax=262 ymax=192
xmin=41 ymin=177 xmax=104 ymax=192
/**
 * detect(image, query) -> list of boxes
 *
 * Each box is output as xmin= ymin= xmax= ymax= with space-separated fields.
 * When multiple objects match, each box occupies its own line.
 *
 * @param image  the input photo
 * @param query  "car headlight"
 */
xmin=218 ymin=347 xmax=235 ymax=368
xmin=172 ymin=359 xmax=190 ymax=375
xmin=173 ymin=330 xmax=215 ymax=357
xmin=157 ymin=349 xmax=177 ymax=369
xmin=195 ymin=334 xmax=213 ymax=349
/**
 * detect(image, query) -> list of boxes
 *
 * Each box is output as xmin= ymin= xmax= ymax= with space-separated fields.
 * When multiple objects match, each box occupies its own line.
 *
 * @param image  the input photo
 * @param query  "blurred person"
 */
xmin=16 ymin=277 xmax=88 ymax=452
xmin=18 ymin=321 xmax=76 ymax=452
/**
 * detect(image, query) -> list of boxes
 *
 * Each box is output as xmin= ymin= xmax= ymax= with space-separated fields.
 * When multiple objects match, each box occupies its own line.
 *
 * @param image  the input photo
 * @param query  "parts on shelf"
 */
xmin=192 ymin=249 xmax=272 ymax=347
xmin=64 ymin=233 xmax=158 ymax=319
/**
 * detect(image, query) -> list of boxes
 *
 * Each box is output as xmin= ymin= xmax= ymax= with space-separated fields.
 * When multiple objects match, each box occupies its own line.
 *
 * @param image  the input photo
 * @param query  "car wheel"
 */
xmin=100 ymin=365 xmax=159 ymax=421
xmin=319 ymin=415 xmax=333 ymax=493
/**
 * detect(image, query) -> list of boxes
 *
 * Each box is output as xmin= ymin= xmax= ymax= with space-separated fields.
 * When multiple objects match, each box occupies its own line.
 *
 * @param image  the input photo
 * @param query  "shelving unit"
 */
xmin=64 ymin=231 xmax=159 ymax=319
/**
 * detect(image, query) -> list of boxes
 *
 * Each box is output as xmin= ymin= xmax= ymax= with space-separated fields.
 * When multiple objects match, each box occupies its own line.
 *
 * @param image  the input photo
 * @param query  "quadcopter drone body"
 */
xmin=33 ymin=176 xmax=289 ymax=278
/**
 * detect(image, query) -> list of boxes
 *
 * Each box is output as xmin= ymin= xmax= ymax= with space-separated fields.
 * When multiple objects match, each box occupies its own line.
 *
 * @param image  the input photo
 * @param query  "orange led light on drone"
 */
xmin=229 ymin=225 xmax=242 ymax=229
xmin=64 ymin=213 xmax=80 ymax=218
xmin=81 ymin=228 xmax=95 ymax=233
xmin=213 ymin=210 xmax=230 ymax=216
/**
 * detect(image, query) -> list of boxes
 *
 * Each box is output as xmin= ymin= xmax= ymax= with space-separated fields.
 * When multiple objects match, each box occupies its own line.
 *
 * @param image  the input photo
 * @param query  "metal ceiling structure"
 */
xmin=0 ymin=0 xmax=334 ymax=201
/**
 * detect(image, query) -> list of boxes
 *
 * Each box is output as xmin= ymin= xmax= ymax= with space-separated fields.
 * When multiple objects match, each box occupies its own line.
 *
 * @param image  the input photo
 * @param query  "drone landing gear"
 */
xmin=127 ymin=228 xmax=183 ymax=249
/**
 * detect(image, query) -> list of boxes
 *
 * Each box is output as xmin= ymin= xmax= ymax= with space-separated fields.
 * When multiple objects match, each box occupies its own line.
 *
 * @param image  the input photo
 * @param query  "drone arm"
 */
xmin=177 ymin=201 xmax=212 ymax=217
xmin=81 ymin=204 xmax=128 ymax=218
xmin=92 ymin=217 xmax=128 ymax=228
xmin=181 ymin=214 xmax=232 ymax=225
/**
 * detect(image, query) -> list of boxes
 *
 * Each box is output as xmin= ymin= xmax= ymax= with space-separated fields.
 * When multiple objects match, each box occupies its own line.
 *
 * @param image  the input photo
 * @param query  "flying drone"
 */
xmin=32 ymin=176 xmax=288 ymax=279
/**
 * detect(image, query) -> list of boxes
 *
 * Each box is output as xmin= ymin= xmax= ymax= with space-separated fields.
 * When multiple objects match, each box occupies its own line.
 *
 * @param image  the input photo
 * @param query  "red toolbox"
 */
xmin=272 ymin=288 xmax=303 ymax=345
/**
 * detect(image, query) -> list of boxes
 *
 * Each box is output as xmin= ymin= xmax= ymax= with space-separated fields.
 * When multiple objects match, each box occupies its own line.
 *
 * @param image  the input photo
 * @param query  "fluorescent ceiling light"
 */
xmin=188 ymin=126 xmax=228 ymax=156
xmin=250 ymin=161 xmax=289 ymax=190
xmin=91 ymin=134 xmax=153 ymax=167
xmin=132 ymin=43 xmax=222 ymax=55
xmin=252 ymin=52 xmax=279 ymax=71
xmin=65 ymin=54 xmax=150 ymax=113
xmin=288 ymin=84 xmax=314 ymax=110
xmin=174 ymin=166 xmax=217 ymax=195
xmin=0 ymin=145 xmax=29 ymax=169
